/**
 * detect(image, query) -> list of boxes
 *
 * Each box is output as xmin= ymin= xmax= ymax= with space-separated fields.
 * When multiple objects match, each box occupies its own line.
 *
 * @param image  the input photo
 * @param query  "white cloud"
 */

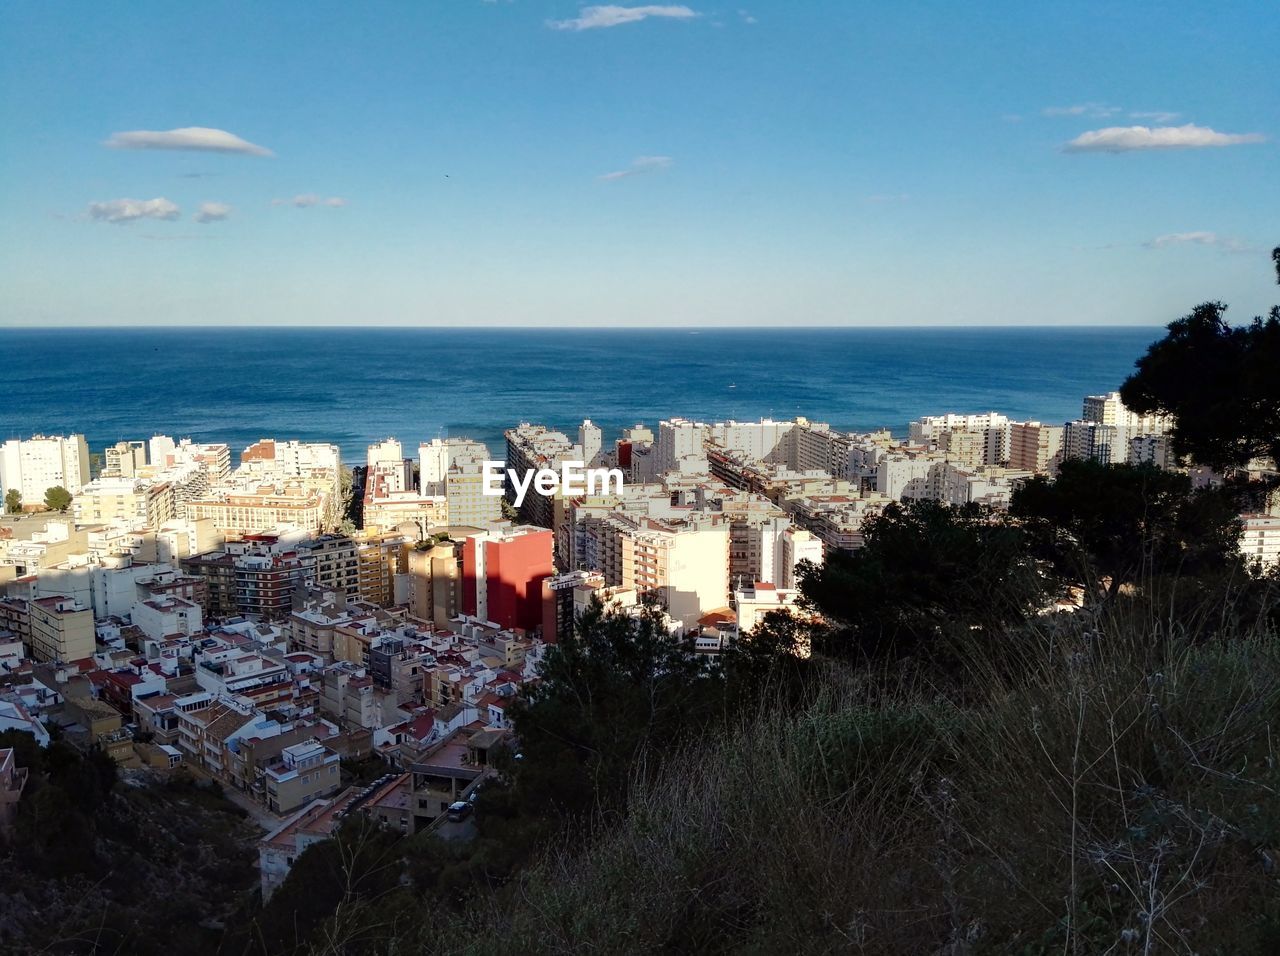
xmin=737 ymin=8 xmax=756 ymax=24
xmin=549 ymin=5 xmax=697 ymax=30
xmin=597 ymin=155 xmax=674 ymax=181
xmin=87 ymin=197 xmax=181 ymax=224
xmin=194 ymin=201 xmax=232 ymax=224
xmin=1144 ymin=232 xmax=1249 ymax=252
xmin=1129 ymin=110 xmax=1180 ymax=123
xmin=271 ymin=194 xmax=347 ymax=208
xmin=1042 ymin=103 xmax=1121 ymax=118
xmin=104 ymin=126 xmax=273 ymax=157
xmin=1064 ymin=123 xmax=1266 ymax=153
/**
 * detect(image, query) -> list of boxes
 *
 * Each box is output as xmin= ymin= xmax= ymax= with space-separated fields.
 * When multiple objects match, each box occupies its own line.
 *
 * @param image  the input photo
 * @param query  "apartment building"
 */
xmin=597 ymin=514 xmax=729 ymax=630
xmin=366 ymin=438 xmax=412 ymax=492
xmin=0 ymin=434 xmax=91 ymax=502
xmin=354 ymin=530 xmax=408 ymax=607
xmin=28 ymin=595 xmax=94 ymax=663
xmin=290 ymin=595 xmax=353 ymax=659
xmin=1241 ymin=513 xmax=1280 ymax=570
xmin=73 ymin=476 xmax=177 ymax=526
xmin=462 ymin=525 xmax=554 ymax=632
xmin=504 ymin=423 xmax=581 ymax=528
xmin=656 ymin=418 xmax=710 ymax=475
xmin=301 ymin=533 xmax=360 ymax=598
xmin=186 ymin=485 xmax=327 ymax=537
xmin=362 ymin=491 xmax=446 ymax=537
xmin=1008 ymin=421 xmax=1064 ymax=473
xmin=733 ymin=581 xmax=804 ymax=634
xmin=707 ymin=419 xmax=793 ymax=464
xmin=131 ymin=595 xmax=203 ymax=642
xmin=1082 ymin=391 xmax=1172 ymax=434
xmin=407 ymin=538 xmax=462 ymax=629
xmin=263 ymin=740 xmax=342 ymax=814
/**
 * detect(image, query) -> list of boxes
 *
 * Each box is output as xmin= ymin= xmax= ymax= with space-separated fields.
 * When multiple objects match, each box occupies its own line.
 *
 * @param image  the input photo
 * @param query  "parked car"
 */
xmin=446 ymin=801 xmax=472 ymax=822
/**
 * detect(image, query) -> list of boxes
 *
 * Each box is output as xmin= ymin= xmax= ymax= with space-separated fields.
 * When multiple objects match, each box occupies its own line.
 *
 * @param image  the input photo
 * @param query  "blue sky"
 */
xmin=1 ymin=1 xmax=1275 ymax=327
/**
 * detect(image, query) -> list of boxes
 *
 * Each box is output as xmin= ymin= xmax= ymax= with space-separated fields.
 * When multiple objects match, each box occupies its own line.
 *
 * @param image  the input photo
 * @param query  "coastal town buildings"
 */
xmin=0 ymin=392 xmax=1269 ymax=848
xmin=0 ymin=434 xmax=91 ymax=503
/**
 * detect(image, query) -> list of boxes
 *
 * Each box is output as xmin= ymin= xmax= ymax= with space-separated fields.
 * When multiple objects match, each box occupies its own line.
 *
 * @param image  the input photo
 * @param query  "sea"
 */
xmin=1 ymin=326 xmax=1164 ymax=464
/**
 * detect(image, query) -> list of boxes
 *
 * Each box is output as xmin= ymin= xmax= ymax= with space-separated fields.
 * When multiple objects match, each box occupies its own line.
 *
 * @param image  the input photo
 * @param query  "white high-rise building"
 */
xmin=149 ymin=435 xmax=177 ymax=468
xmin=149 ymin=438 xmax=231 ymax=483
xmin=656 ymin=419 xmax=709 ymax=475
xmin=1241 ymin=514 xmax=1280 ymax=570
xmin=367 ymin=437 xmax=404 ymax=469
xmin=0 ymin=434 xmax=91 ymax=503
xmin=419 ymin=438 xmax=489 ymax=495
xmin=579 ymin=420 xmax=603 ymax=468
xmin=708 ymin=419 xmax=794 ymax=464
xmin=1082 ymin=392 xmax=1171 ymax=436
xmin=366 ymin=438 xmax=411 ymax=493
xmin=909 ymin=413 xmax=1012 ymax=465
xmin=1063 ymin=421 xmax=1125 ymax=465
xmin=778 ymin=525 xmax=823 ymax=589
xmin=876 ymin=452 xmax=942 ymax=501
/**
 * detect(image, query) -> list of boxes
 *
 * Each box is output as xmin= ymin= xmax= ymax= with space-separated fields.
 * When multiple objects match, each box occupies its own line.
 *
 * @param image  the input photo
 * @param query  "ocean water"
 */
xmin=1 ymin=327 xmax=1164 ymax=464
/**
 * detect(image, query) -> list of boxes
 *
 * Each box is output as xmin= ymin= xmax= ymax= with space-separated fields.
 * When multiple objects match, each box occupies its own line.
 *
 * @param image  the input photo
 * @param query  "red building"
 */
xmin=461 ymin=526 xmax=554 ymax=634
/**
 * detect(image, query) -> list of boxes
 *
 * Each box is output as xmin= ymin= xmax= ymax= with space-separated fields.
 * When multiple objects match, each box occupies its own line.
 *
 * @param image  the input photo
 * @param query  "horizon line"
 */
xmin=0 ymin=323 xmax=1168 ymax=331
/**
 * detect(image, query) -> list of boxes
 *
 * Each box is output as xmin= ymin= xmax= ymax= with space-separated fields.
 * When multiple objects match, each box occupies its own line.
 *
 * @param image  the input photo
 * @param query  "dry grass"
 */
xmin=444 ymin=614 xmax=1280 ymax=955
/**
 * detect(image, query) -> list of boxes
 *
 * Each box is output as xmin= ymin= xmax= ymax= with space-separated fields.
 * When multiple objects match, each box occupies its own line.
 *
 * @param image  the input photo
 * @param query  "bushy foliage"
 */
xmin=797 ymin=499 xmax=1053 ymax=662
xmin=1012 ymin=459 xmax=1245 ymax=601
xmin=1120 ymin=291 xmax=1280 ymax=471
xmin=42 ymin=485 xmax=73 ymax=513
xmin=0 ymin=737 xmax=257 ymax=955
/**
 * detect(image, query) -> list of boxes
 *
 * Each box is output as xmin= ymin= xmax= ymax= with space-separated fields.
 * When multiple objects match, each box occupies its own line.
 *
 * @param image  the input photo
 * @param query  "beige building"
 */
xmin=74 ymin=477 xmax=177 ymax=526
xmin=938 ymin=428 xmax=989 ymax=468
xmin=290 ymin=598 xmax=352 ymax=660
xmin=733 ymin=581 xmax=803 ymax=634
xmin=598 ymin=515 xmax=730 ymax=630
xmin=1008 ymin=422 xmax=1064 ymax=474
xmin=407 ymin=539 xmax=462 ymax=628
xmin=187 ymin=485 xmax=326 ymax=537
xmin=103 ymin=440 xmax=148 ymax=478
xmin=0 ymin=520 xmax=88 ymax=578
xmin=263 ymin=739 xmax=342 ymax=814
xmin=445 ymin=467 xmax=502 ymax=530
xmin=355 ymin=530 xmax=409 ymax=607
xmin=362 ymin=490 xmax=447 ymax=536
xmin=28 ymin=595 xmax=94 ymax=663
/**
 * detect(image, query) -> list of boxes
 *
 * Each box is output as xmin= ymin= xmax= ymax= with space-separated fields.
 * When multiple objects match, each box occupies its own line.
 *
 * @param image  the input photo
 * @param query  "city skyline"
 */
xmin=1 ymin=1 xmax=1276 ymax=328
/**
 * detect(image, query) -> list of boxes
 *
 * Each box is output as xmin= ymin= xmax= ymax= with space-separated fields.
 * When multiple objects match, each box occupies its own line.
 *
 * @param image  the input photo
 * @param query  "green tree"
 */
xmin=1119 ymin=248 xmax=1280 ymax=470
xmin=509 ymin=597 xmax=721 ymax=821
xmin=4 ymin=487 xmax=20 ymax=514
xmin=1010 ymin=459 xmax=1243 ymax=602
xmin=252 ymin=816 xmax=403 ymax=954
xmin=0 ymin=728 xmax=43 ymax=772
xmin=798 ymin=499 xmax=1051 ymax=663
xmin=43 ymin=485 xmax=73 ymax=513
